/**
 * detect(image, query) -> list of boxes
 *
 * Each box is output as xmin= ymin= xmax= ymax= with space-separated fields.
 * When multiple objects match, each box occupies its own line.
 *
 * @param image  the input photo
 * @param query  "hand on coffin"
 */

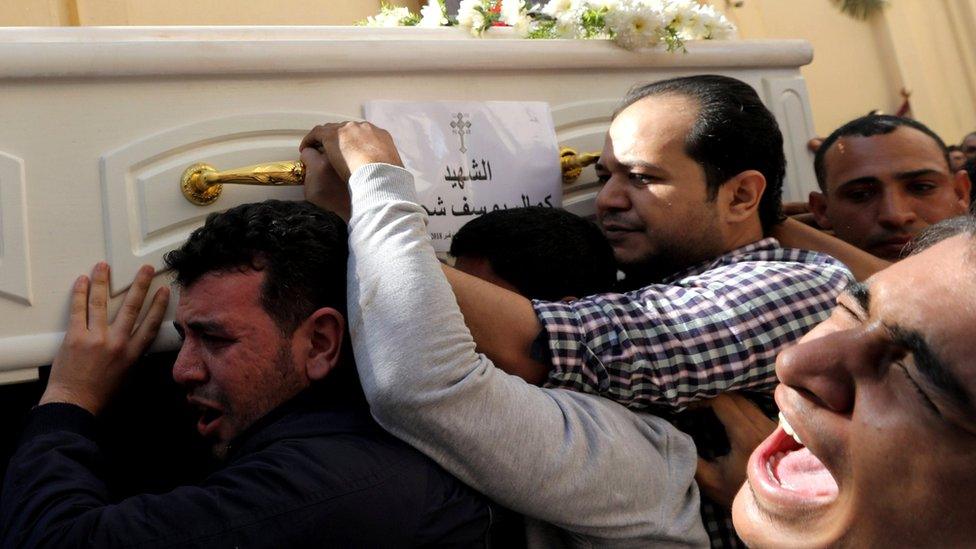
xmin=694 ymin=392 xmax=776 ymax=508
xmin=300 ymin=140 xmax=351 ymax=222
xmin=40 ymin=263 xmax=170 ymax=415
xmin=300 ymin=121 xmax=403 ymax=182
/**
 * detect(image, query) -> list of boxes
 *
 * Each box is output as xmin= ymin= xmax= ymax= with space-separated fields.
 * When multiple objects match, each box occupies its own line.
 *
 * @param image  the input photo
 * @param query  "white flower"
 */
xmin=457 ymin=0 xmax=488 ymax=36
xmin=419 ymin=0 xmax=449 ymax=27
xmin=553 ymin=13 xmax=581 ymax=37
xmin=661 ymin=0 xmax=697 ymax=31
xmin=674 ymin=4 xmax=709 ymax=40
xmin=500 ymin=0 xmax=532 ymax=36
xmin=605 ymin=1 xmax=665 ymax=50
xmin=695 ymin=3 xmax=736 ymax=39
xmin=542 ymin=0 xmax=577 ymax=18
xmin=364 ymin=5 xmax=412 ymax=27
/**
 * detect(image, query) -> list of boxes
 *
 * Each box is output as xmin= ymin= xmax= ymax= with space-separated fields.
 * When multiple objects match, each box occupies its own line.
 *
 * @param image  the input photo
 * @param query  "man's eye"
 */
xmin=842 ymin=188 xmax=874 ymax=202
xmin=628 ymin=173 xmax=657 ymax=185
xmin=897 ymin=362 xmax=941 ymax=416
xmin=907 ymin=182 xmax=937 ymax=194
xmin=201 ymin=333 xmax=232 ymax=346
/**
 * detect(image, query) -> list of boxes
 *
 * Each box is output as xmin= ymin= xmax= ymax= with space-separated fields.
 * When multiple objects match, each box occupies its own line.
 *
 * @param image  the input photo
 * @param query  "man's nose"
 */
xmin=877 ymin=189 xmax=917 ymax=229
xmin=172 ymin=342 xmax=207 ymax=386
xmin=775 ymin=325 xmax=888 ymax=414
xmin=595 ymin=176 xmax=630 ymax=214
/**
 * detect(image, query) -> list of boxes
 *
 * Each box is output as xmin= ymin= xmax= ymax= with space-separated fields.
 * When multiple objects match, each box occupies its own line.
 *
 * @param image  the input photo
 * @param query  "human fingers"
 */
xmin=114 ymin=265 xmax=155 ymax=336
xmin=129 ymin=286 xmax=170 ymax=359
xmin=333 ymin=122 xmax=403 ymax=175
xmin=67 ymin=275 xmax=90 ymax=334
xmin=87 ymin=262 xmax=110 ymax=331
xmin=299 ymin=123 xmax=332 ymax=152
xmin=321 ymin=124 xmax=353 ymax=181
xmin=300 ymin=144 xmax=327 ymax=174
xmin=299 ymin=122 xmax=348 ymax=152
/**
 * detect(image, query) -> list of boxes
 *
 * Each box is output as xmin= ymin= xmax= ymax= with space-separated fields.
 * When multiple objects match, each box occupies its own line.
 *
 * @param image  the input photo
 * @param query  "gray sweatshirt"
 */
xmin=346 ymin=163 xmax=709 ymax=548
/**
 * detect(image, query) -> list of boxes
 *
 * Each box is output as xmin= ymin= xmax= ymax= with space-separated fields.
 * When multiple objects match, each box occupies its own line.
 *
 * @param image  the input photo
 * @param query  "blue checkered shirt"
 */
xmin=535 ymin=238 xmax=851 ymax=410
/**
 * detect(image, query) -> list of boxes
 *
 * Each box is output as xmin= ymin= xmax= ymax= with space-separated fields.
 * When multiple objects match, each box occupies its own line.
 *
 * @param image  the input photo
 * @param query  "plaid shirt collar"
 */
xmin=662 ymin=237 xmax=782 ymax=284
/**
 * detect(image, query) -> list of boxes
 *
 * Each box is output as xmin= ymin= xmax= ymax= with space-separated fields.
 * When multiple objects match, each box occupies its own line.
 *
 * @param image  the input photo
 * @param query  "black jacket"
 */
xmin=0 ymin=393 xmax=490 ymax=548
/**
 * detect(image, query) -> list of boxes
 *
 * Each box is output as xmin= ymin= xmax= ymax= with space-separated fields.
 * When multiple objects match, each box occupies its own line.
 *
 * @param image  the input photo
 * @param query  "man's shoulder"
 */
xmin=690 ymin=238 xmax=850 ymax=286
xmin=237 ymin=404 xmax=444 ymax=480
xmin=220 ymin=404 xmax=489 ymax=541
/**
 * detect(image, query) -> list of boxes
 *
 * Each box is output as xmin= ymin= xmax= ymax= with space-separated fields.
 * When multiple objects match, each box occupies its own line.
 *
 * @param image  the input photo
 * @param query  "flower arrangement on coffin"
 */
xmin=362 ymin=0 xmax=737 ymax=52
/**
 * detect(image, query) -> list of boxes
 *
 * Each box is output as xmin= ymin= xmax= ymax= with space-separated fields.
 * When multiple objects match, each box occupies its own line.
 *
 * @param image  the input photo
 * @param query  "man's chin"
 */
xmin=732 ymin=482 xmax=805 ymax=548
xmin=733 ymin=475 xmax=845 ymax=548
xmin=210 ymin=441 xmax=231 ymax=461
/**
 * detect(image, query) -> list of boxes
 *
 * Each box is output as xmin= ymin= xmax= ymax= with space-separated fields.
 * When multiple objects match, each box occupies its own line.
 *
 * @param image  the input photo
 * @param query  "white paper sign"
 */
xmin=364 ymin=101 xmax=562 ymax=252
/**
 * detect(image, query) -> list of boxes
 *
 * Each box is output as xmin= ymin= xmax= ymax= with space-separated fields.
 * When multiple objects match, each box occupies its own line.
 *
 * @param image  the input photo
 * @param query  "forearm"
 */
xmin=541 ymin=254 xmax=850 ymax=410
xmin=441 ymin=265 xmax=548 ymax=384
xmin=1 ymin=404 xmax=108 ymax=548
xmin=345 ymin=164 xmax=698 ymax=538
xmin=772 ymin=218 xmax=889 ymax=280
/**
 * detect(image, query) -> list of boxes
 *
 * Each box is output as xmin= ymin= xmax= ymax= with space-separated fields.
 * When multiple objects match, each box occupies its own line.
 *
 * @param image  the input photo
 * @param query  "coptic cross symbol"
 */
xmin=450 ymin=113 xmax=471 ymax=153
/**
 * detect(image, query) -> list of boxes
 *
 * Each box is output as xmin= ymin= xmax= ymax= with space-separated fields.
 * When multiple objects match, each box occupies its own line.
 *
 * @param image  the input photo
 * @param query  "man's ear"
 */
xmin=808 ymin=190 xmax=833 ymax=230
xmin=953 ymin=169 xmax=972 ymax=212
xmin=722 ymin=170 xmax=766 ymax=224
xmin=302 ymin=307 xmax=345 ymax=382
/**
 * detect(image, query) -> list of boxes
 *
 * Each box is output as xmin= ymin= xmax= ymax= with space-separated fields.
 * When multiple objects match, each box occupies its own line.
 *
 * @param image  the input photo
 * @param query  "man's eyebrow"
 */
xmin=622 ymin=159 xmax=668 ymax=172
xmin=846 ymin=281 xmax=973 ymax=413
xmin=888 ymin=324 xmax=973 ymax=413
xmin=845 ymin=280 xmax=870 ymax=313
xmin=836 ymin=176 xmax=881 ymax=190
xmin=892 ymin=168 xmax=945 ymax=181
xmin=185 ymin=320 xmax=228 ymax=334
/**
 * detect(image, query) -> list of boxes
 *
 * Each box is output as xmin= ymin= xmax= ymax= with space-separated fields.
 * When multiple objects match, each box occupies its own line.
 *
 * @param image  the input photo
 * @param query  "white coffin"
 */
xmin=0 ymin=27 xmax=818 ymax=383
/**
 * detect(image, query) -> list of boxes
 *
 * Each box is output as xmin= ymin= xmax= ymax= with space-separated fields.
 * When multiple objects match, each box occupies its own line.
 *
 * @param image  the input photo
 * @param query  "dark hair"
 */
xmin=949 ymin=144 xmax=963 ymax=153
xmin=906 ymin=214 xmax=976 ymax=256
xmin=615 ymin=74 xmax=786 ymax=233
xmin=964 ymin=158 xmax=976 ymax=206
xmin=164 ymin=200 xmax=348 ymax=334
xmin=449 ymin=207 xmax=617 ymax=300
xmin=814 ymin=115 xmax=949 ymax=192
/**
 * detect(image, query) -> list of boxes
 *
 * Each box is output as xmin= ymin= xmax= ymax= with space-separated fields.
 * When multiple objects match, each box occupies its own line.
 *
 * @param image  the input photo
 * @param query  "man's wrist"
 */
xmin=39 ymin=385 xmax=101 ymax=415
xmin=20 ymin=401 xmax=98 ymax=443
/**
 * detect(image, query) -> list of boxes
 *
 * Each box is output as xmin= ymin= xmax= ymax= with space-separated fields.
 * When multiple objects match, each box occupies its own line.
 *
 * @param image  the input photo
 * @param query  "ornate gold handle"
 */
xmin=559 ymin=147 xmax=601 ymax=185
xmin=181 ymin=161 xmax=306 ymax=206
xmin=181 ymin=150 xmax=600 ymax=206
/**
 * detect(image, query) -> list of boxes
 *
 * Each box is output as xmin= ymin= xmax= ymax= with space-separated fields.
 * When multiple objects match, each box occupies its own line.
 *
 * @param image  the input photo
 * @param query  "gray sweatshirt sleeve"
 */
xmin=346 ymin=163 xmax=707 ymax=544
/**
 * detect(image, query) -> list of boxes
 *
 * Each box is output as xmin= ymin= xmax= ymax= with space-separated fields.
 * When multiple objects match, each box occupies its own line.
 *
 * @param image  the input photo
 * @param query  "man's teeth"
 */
xmin=779 ymin=412 xmax=802 ymax=445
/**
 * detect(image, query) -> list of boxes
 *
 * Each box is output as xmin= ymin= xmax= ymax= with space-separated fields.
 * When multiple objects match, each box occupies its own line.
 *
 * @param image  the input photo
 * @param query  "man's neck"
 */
xmin=724 ymin=219 xmax=765 ymax=254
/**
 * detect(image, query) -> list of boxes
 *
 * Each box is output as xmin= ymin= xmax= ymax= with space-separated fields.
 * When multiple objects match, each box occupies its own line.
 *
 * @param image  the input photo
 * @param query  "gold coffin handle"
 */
xmin=181 ymin=161 xmax=306 ymax=206
xmin=559 ymin=147 xmax=600 ymax=185
xmin=181 ymin=150 xmax=601 ymax=206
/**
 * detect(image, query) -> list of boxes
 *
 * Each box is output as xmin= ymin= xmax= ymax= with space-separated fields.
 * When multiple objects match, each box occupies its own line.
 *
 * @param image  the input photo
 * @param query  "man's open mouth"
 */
xmin=189 ymin=399 xmax=224 ymax=438
xmin=747 ymin=413 xmax=839 ymax=510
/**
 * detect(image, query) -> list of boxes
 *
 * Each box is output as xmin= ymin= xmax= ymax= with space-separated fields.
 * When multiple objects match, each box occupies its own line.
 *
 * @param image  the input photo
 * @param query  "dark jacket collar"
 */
xmin=224 ymin=378 xmax=377 ymax=462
